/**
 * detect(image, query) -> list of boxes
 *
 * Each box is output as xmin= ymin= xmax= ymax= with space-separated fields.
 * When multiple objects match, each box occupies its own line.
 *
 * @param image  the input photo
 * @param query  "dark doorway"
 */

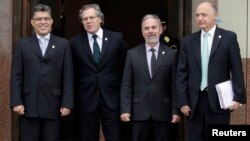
xmin=50 ymin=0 xmax=179 ymax=47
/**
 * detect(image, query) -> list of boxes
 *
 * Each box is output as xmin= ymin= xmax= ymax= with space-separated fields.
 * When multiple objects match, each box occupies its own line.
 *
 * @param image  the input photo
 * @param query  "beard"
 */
xmin=145 ymin=36 xmax=160 ymax=45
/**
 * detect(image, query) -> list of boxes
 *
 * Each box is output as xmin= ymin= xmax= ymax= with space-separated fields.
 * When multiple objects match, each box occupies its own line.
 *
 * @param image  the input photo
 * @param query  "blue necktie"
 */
xmin=200 ymin=33 xmax=209 ymax=90
xmin=93 ymin=35 xmax=101 ymax=63
xmin=39 ymin=37 xmax=48 ymax=56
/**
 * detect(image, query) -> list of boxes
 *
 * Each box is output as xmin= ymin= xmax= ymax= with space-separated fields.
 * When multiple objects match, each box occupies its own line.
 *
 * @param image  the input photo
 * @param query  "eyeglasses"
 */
xmin=83 ymin=16 xmax=98 ymax=22
xmin=33 ymin=17 xmax=52 ymax=22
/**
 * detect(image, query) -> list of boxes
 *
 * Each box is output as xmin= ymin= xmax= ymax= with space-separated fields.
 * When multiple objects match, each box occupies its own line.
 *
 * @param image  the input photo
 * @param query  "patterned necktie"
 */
xmin=200 ymin=32 xmax=209 ymax=90
xmin=39 ymin=37 xmax=48 ymax=56
xmin=93 ymin=35 xmax=101 ymax=63
xmin=150 ymin=48 xmax=157 ymax=77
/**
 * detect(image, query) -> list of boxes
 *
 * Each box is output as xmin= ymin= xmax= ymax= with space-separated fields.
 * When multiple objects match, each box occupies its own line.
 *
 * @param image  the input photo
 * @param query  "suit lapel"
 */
xmin=151 ymin=45 xmax=165 ymax=78
xmin=99 ymin=30 xmax=110 ymax=65
xmin=210 ymin=27 xmax=222 ymax=58
xmin=43 ymin=34 xmax=59 ymax=58
xmin=30 ymin=35 xmax=43 ymax=59
xmin=80 ymin=32 xmax=96 ymax=64
xmin=193 ymin=28 xmax=223 ymax=69
xmin=138 ymin=45 xmax=151 ymax=79
xmin=193 ymin=31 xmax=202 ymax=68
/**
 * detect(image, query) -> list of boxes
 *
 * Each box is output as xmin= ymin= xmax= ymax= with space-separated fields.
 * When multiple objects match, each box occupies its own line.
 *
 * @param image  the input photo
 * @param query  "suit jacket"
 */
xmin=176 ymin=27 xmax=246 ymax=118
xmin=10 ymin=34 xmax=74 ymax=119
xmin=70 ymin=29 xmax=128 ymax=113
xmin=120 ymin=43 xmax=178 ymax=121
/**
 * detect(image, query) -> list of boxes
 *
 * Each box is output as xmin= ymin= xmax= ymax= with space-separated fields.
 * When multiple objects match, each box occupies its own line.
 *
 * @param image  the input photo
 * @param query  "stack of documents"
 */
xmin=215 ymin=80 xmax=234 ymax=110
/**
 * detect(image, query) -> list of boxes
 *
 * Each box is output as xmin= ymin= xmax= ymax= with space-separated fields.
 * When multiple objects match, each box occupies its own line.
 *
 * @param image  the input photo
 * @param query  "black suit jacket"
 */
xmin=70 ymin=29 xmax=128 ymax=113
xmin=121 ymin=44 xmax=178 ymax=121
xmin=176 ymin=27 xmax=246 ymax=118
xmin=10 ymin=34 xmax=74 ymax=119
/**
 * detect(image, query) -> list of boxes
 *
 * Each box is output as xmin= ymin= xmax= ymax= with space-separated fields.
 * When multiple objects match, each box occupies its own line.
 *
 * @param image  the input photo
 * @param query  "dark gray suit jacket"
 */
xmin=10 ymin=34 xmax=74 ymax=119
xmin=176 ymin=27 xmax=246 ymax=118
xmin=121 ymin=43 xmax=179 ymax=121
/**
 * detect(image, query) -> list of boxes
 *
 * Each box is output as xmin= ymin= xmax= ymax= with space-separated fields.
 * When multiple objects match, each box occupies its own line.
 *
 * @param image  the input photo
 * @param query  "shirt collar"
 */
xmin=146 ymin=42 xmax=160 ymax=52
xmin=36 ymin=33 xmax=50 ymax=40
xmin=87 ymin=28 xmax=103 ymax=40
xmin=201 ymin=25 xmax=216 ymax=37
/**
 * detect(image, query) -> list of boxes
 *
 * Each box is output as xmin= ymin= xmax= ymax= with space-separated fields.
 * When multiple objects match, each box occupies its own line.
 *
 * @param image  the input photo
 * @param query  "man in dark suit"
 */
xmin=120 ymin=14 xmax=180 ymax=141
xmin=176 ymin=2 xmax=246 ymax=141
xmin=70 ymin=4 xmax=128 ymax=141
xmin=10 ymin=4 xmax=74 ymax=141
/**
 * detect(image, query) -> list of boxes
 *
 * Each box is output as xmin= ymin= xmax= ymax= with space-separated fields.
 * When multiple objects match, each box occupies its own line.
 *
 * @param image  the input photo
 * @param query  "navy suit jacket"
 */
xmin=70 ymin=29 xmax=128 ymax=113
xmin=10 ymin=34 xmax=74 ymax=119
xmin=176 ymin=27 xmax=246 ymax=118
xmin=121 ymin=44 xmax=179 ymax=121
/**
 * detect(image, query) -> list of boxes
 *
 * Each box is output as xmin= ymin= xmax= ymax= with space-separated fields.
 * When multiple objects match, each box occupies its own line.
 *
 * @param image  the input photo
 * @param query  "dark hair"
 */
xmin=32 ymin=4 xmax=52 ymax=18
xmin=79 ymin=3 xmax=104 ymax=25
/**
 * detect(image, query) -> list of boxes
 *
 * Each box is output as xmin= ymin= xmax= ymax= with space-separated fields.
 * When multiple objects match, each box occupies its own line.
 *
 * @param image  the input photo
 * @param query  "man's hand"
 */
xmin=120 ymin=113 xmax=131 ymax=122
xmin=171 ymin=114 xmax=181 ymax=123
xmin=13 ymin=105 xmax=25 ymax=115
xmin=229 ymin=101 xmax=242 ymax=111
xmin=60 ymin=108 xmax=71 ymax=116
xmin=180 ymin=105 xmax=191 ymax=117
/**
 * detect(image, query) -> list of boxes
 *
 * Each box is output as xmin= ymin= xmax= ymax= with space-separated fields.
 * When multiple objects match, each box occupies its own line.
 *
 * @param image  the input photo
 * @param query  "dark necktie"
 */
xmin=93 ymin=35 xmax=101 ymax=63
xmin=150 ymin=48 xmax=157 ymax=77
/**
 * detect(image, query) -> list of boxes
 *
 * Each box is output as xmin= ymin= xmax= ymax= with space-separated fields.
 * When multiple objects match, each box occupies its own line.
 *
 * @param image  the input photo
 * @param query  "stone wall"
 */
xmin=0 ymin=0 xmax=13 ymax=141
xmin=230 ymin=59 xmax=249 ymax=124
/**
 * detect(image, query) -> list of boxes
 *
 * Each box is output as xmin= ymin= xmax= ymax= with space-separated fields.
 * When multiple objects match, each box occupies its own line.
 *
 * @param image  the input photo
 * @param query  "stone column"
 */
xmin=0 ymin=0 xmax=13 ymax=141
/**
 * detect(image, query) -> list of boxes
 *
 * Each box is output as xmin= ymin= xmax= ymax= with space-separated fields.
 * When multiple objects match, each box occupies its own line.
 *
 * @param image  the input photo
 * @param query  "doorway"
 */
xmin=48 ymin=0 xmax=179 ymax=46
xmin=54 ymin=1 xmax=180 ymax=141
xmin=57 ymin=0 xmax=178 ymax=141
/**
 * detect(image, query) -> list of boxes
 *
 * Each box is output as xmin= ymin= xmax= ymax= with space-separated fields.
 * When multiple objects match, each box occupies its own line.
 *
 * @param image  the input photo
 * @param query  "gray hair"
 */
xmin=32 ymin=4 xmax=52 ymax=18
xmin=197 ymin=1 xmax=217 ymax=13
xmin=79 ymin=3 xmax=104 ymax=25
xmin=141 ymin=14 xmax=161 ymax=26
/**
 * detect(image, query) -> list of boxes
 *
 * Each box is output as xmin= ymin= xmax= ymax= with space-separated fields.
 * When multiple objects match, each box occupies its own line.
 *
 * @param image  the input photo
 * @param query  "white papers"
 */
xmin=215 ymin=80 xmax=234 ymax=110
